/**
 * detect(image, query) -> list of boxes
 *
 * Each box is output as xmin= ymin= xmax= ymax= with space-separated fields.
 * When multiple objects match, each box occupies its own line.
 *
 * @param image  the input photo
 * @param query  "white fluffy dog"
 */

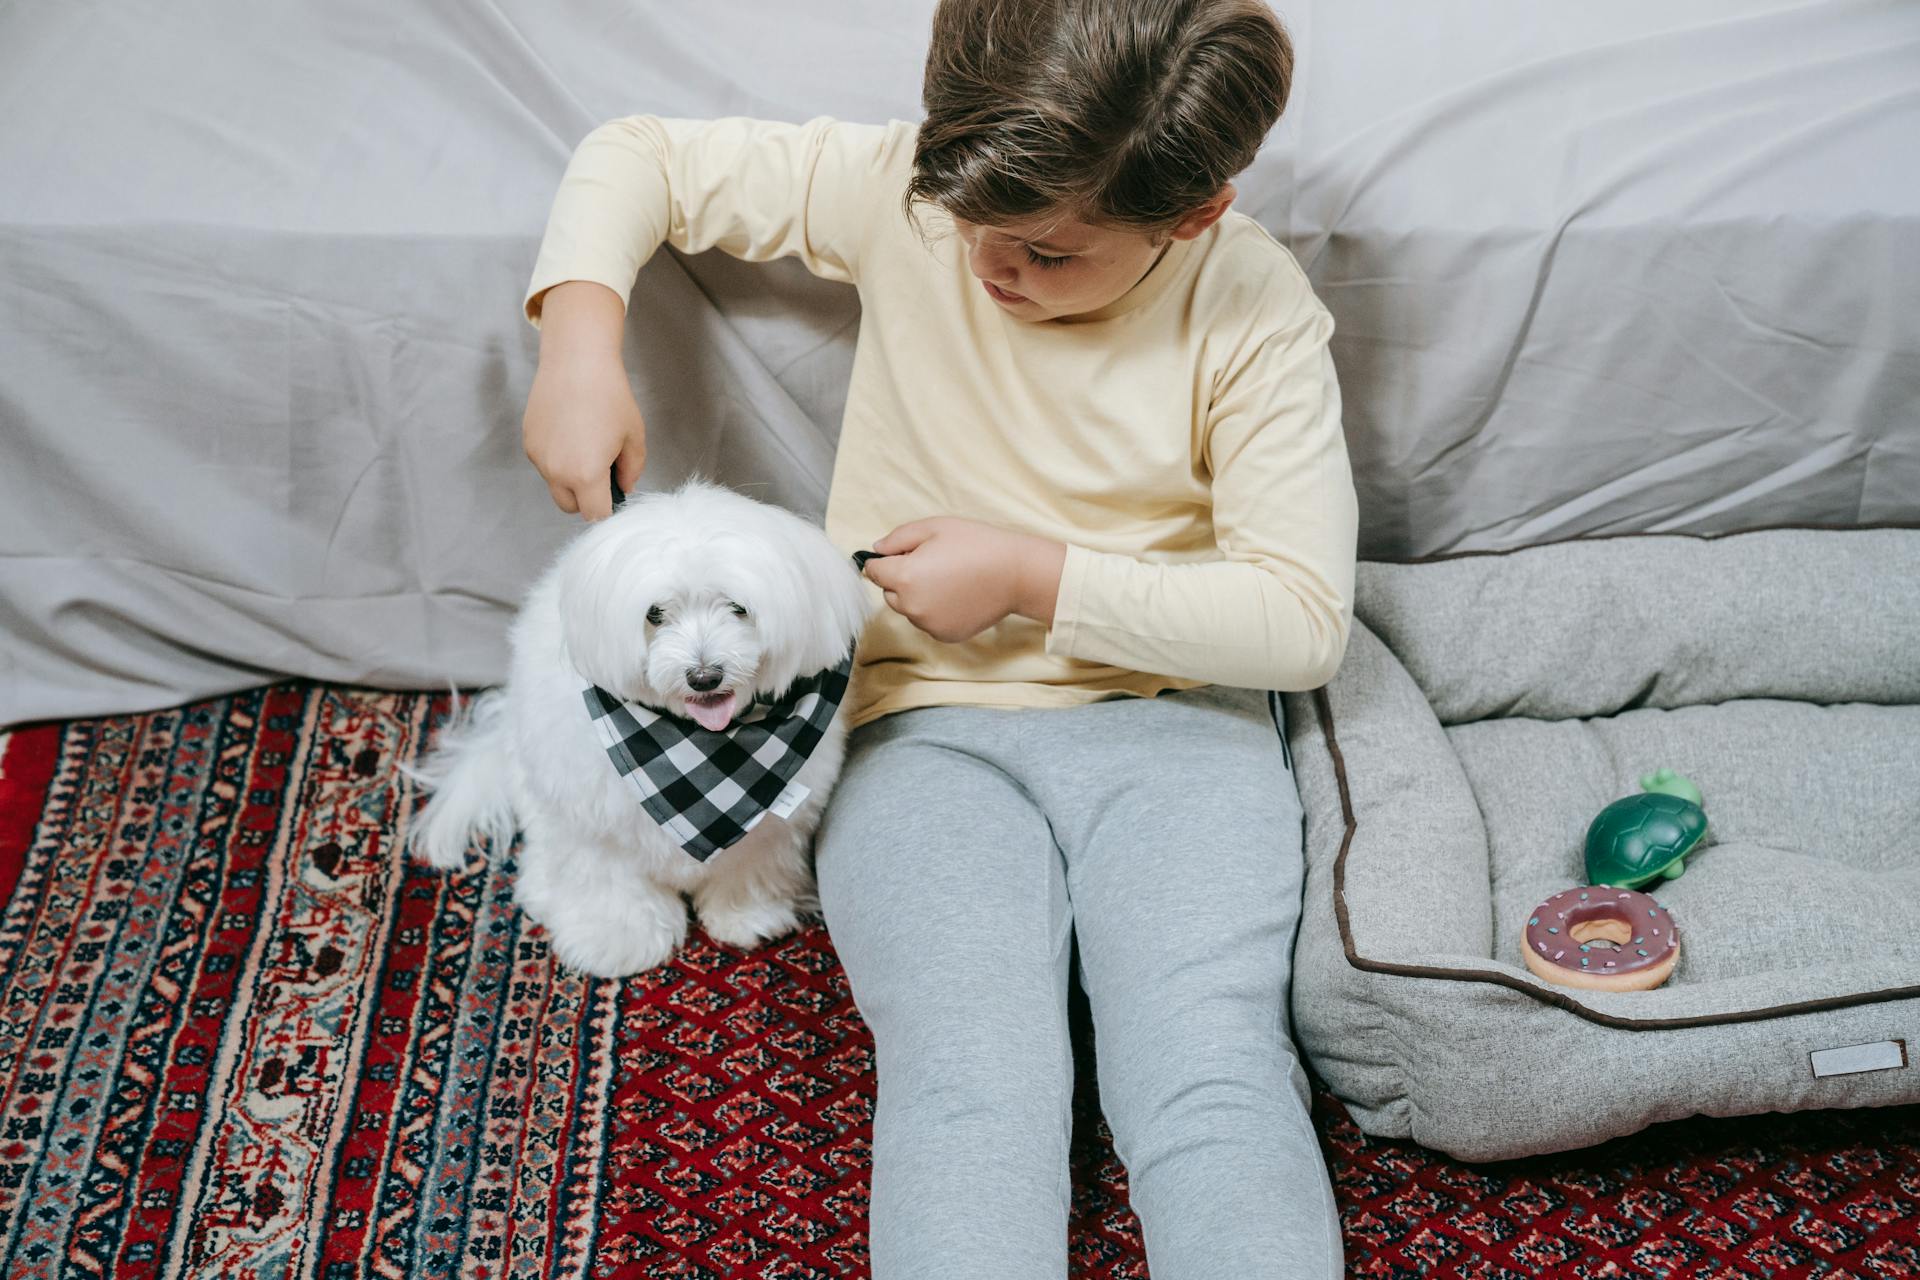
xmin=405 ymin=478 xmax=873 ymax=977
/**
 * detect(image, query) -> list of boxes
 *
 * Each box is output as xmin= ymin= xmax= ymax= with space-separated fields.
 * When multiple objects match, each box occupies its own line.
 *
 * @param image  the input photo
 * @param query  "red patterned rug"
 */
xmin=0 ymin=685 xmax=1915 ymax=1279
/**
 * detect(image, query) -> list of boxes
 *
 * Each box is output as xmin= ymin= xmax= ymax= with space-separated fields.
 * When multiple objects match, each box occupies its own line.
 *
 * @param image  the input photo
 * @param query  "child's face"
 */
xmin=952 ymin=189 xmax=1233 ymax=322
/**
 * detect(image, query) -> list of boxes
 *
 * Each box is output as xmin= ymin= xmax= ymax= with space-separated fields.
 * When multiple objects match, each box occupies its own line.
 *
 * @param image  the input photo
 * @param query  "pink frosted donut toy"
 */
xmin=1520 ymin=886 xmax=1679 ymax=992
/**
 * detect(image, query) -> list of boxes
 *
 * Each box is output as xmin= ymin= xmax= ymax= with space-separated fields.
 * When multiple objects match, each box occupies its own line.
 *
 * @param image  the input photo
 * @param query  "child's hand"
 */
xmin=862 ymin=518 xmax=1066 ymax=643
xmin=522 ymin=281 xmax=646 ymax=521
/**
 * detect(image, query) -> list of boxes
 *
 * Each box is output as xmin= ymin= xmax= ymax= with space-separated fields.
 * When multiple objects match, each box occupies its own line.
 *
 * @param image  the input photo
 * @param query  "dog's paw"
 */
xmin=539 ymin=897 xmax=687 ymax=979
xmin=404 ymin=795 xmax=479 ymax=871
xmin=411 ymin=834 xmax=476 ymax=872
xmin=698 ymin=898 xmax=801 ymax=951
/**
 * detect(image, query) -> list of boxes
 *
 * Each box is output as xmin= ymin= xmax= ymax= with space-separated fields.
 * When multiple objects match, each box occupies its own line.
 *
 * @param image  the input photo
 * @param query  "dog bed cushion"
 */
xmin=1284 ymin=526 xmax=1920 ymax=1161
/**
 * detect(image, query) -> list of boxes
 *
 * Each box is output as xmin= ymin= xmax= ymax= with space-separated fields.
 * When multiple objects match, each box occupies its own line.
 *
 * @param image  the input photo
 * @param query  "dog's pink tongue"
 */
xmin=687 ymin=692 xmax=737 ymax=732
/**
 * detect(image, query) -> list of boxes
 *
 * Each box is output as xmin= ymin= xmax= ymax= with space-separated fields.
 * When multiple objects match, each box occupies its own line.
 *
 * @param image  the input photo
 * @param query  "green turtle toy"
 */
xmin=1583 ymin=769 xmax=1709 ymax=889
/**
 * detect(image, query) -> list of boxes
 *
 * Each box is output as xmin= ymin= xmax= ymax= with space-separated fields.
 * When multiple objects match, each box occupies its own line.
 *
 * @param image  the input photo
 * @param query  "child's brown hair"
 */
xmin=907 ymin=0 xmax=1294 ymax=237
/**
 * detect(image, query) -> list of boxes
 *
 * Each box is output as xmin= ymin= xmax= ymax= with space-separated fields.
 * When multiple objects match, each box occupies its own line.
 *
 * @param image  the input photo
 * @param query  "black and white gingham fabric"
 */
xmin=582 ymin=655 xmax=853 ymax=861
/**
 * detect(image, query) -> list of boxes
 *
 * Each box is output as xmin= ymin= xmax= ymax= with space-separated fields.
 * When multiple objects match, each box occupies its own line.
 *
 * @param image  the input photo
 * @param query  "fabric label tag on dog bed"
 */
xmin=1809 ymin=1040 xmax=1907 ymax=1078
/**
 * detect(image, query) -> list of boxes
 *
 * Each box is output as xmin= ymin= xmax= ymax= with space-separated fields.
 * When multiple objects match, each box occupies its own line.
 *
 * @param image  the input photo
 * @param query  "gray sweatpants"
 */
xmin=814 ymin=683 xmax=1343 ymax=1280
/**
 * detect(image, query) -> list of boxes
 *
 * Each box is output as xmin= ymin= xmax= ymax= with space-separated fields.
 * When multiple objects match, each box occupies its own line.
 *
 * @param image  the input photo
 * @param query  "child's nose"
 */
xmin=968 ymin=242 xmax=1017 ymax=285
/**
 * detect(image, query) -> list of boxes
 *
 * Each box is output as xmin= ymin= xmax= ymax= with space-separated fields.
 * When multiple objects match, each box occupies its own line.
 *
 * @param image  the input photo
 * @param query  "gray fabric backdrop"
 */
xmin=2 ymin=0 xmax=1915 ymax=725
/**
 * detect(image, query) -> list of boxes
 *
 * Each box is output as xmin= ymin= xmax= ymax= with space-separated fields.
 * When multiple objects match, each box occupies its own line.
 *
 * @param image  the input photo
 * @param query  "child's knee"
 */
xmin=873 ymin=996 xmax=1073 ymax=1124
xmin=1097 ymin=1011 xmax=1309 ymax=1168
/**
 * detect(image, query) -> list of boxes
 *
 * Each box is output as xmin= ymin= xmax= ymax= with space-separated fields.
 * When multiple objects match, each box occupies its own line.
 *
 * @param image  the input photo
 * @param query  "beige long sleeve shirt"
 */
xmin=525 ymin=115 xmax=1358 ymax=730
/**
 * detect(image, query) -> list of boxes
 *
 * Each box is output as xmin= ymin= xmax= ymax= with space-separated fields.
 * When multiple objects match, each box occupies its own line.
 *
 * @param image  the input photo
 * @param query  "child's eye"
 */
xmin=1023 ymin=247 xmax=1071 ymax=269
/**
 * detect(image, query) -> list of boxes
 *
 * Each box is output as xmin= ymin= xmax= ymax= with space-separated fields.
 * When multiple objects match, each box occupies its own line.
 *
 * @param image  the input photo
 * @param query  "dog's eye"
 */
xmin=727 ymin=601 xmax=749 ymax=619
xmin=645 ymin=605 xmax=665 ymax=626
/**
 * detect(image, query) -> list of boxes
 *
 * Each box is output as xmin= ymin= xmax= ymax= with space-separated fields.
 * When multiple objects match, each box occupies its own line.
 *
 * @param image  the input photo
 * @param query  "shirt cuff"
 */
xmin=1042 ymin=541 xmax=1094 ymax=659
xmin=523 ymin=266 xmax=636 ymax=330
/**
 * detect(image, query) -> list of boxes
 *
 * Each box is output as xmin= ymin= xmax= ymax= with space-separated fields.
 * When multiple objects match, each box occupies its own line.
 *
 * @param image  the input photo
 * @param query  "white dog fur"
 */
xmin=405 ymin=478 xmax=874 ymax=978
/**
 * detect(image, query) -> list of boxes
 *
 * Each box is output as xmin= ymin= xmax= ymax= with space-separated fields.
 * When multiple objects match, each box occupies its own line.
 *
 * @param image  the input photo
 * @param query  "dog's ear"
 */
xmin=555 ymin=522 xmax=646 ymax=691
xmin=795 ymin=525 xmax=879 ymax=670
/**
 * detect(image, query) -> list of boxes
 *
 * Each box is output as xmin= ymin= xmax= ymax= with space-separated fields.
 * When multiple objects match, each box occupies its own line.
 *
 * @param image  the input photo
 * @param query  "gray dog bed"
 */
xmin=1283 ymin=526 xmax=1920 ymax=1161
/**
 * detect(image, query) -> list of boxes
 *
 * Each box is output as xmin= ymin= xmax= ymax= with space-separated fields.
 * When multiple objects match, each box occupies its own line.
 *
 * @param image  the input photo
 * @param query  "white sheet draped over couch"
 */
xmin=2 ymin=0 xmax=1915 ymax=724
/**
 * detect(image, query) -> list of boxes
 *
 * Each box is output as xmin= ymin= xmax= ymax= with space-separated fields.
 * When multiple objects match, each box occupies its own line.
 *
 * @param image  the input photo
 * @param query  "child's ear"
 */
xmin=1169 ymin=183 xmax=1237 ymax=241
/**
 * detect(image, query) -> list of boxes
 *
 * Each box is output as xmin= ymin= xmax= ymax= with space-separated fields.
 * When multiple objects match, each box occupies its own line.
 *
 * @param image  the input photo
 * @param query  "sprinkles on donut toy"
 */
xmin=1521 ymin=886 xmax=1679 ymax=992
xmin=1521 ymin=771 xmax=1699 ymax=992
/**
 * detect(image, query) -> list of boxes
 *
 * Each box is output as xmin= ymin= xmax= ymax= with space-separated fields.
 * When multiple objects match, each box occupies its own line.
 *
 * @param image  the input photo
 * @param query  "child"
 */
xmin=520 ymin=0 xmax=1355 ymax=1274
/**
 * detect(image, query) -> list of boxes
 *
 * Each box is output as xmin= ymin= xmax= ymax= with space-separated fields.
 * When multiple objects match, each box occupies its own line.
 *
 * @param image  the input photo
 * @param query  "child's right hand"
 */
xmin=522 ymin=280 xmax=646 ymax=522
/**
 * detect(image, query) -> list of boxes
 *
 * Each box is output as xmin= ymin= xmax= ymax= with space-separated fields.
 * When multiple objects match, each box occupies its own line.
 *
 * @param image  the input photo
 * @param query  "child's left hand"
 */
xmin=862 ymin=517 xmax=1066 ymax=643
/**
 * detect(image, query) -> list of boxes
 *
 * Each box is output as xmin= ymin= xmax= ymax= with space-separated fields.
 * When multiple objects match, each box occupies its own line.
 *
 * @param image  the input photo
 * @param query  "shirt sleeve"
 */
xmin=523 ymin=115 xmax=896 ymax=326
xmin=1042 ymin=306 xmax=1358 ymax=691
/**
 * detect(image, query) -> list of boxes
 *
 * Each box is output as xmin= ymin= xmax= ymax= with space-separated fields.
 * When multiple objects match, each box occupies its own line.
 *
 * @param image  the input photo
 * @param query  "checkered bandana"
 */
xmin=581 ymin=655 xmax=853 ymax=862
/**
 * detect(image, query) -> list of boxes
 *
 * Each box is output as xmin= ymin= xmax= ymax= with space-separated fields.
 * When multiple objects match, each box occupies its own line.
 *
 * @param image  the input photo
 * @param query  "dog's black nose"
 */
xmin=686 ymin=666 xmax=724 ymax=692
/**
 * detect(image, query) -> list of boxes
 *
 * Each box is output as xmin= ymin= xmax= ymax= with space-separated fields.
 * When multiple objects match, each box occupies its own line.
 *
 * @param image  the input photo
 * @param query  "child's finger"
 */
xmin=577 ymin=480 xmax=614 ymax=522
xmin=614 ymin=439 xmax=647 ymax=495
xmin=873 ymin=520 xmax=934 ymax=555
xmin=861 ymin=554 xmax=899 ymax=588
